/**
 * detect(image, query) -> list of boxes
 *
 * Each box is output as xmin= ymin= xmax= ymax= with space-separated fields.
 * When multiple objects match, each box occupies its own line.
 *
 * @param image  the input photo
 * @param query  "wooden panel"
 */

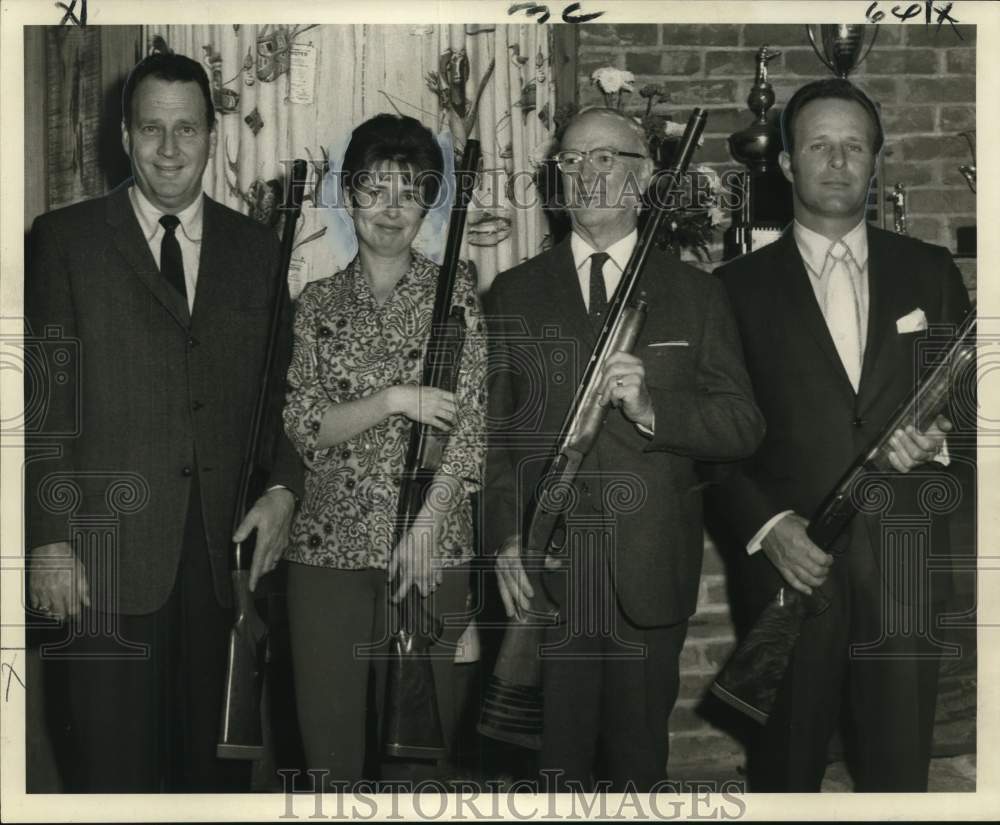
xmin=24 ymin=27 xmax=48 ymax=231
xmin=551 ymin=24 xmax=577 ymax=110
xmin=45 ymin=26 xmax=104 ymax=210
xmin=100 ymin=26 xmax=143 ymax=191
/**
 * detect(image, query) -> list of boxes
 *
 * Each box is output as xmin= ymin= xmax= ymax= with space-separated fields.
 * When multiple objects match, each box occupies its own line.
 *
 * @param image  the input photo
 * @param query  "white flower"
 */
xmin=708 ymin=206 xmax=727 ymax=226
xmin=664 ymin=120 xmax=687 ymax=138
xmin=665 ymin=120 xmax=705 ymax=146
xmin=591 ymin=67 xmax=635 ymax=95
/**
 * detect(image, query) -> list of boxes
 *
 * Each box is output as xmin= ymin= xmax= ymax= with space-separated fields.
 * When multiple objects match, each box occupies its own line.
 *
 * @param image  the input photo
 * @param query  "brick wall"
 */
xmin=576 ymin=22 xmax=977 ymax=298
xmin=573 ymin=23 xmax=977 ymax=774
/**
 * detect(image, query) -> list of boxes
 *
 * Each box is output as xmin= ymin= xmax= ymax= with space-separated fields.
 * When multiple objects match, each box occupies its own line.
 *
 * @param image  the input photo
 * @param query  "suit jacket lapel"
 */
xmin=191 ymin=196 xmax=226 ymax=330
xmin=857 ymin=226 xmax=896 ymax=399
xmin=106 ymin=182 xmax=191 ymax=329
xmin=777 ymin=230 xmax=856 ymax=399
xmin=548 ymin=237 xmax=595 ymax=346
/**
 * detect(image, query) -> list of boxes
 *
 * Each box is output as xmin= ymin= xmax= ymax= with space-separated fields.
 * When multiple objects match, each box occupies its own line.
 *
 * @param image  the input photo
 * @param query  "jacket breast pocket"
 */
xmin=642 ymin=344 xmax=695 ymax=389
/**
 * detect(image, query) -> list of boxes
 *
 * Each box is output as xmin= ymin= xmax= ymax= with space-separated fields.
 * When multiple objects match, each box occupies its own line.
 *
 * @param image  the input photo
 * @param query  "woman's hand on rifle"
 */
xmin=389 ymin=511 xmax=443 ymax=600
xmin=495 ymin=535 xmax=534 ymax=621
xmin=388 ymin=475 xmax=460 ymax=601
xmin=597 ymin=352 xmax=655 ymax=431
xmin=389 ymin=385 xmax=457 ymax=431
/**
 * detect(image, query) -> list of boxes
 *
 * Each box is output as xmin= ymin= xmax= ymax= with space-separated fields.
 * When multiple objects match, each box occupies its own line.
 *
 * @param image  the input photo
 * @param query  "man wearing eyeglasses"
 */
xmin=483 ymin=108 xmax=763 ymax=789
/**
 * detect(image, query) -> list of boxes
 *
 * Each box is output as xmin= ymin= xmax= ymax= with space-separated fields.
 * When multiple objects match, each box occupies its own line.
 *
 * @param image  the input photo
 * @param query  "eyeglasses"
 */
xmin=555 ymin=147 xmax=648 ymax=173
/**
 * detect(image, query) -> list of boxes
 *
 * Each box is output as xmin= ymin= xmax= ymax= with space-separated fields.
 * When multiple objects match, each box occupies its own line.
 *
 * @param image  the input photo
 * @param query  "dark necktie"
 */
xmin=589 ymin=251 xmax=610 ymax=331
xmin=159 ymin=214 xmax=187 ymax=304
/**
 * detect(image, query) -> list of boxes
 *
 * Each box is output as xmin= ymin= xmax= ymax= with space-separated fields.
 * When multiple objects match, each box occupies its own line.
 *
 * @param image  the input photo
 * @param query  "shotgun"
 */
xmin=217 ymin=159 xmax=308 ymax=760
xmin=478 ymin=109 xmax=710 ymax=749
xmin=382 ymin=139 xmax=482 ymax=759
xmin=711 ymin=308 xmax=977 ymax=724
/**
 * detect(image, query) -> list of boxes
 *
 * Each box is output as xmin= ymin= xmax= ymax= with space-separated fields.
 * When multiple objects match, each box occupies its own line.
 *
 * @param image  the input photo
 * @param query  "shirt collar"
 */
xmin=129 ymin=184 xmax=205 ymax=244
xmin=571 ymin=229 xmax=638 ymax=275
xmin=793 ymin=218 xmax=868 ymax=278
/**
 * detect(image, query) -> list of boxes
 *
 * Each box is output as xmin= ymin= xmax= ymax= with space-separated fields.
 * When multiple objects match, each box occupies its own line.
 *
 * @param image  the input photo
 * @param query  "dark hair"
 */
xmin=780 ymin=78 xmax=884 ymax=156
xmin=122 ymin=53 xmax=215 ymax=131
xmin=342 ymin=114 xmax=444 ymax=209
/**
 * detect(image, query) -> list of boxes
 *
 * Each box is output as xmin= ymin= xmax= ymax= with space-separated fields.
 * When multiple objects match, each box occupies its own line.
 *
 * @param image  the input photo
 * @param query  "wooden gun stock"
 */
xmin=383 ymin=139 xmax=481 ymax=760
xmin=218 ymin=159 xmax=308 ymax=760
xmin=478 ymin=109 xmax=709 ymax=750
xmin=712 ymin=309 xmax=977 ymax=724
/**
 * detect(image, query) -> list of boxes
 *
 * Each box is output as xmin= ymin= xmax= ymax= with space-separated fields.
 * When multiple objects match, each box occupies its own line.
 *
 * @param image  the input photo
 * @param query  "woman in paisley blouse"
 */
xmin=282 ymin=114 xmax=486 ymax=784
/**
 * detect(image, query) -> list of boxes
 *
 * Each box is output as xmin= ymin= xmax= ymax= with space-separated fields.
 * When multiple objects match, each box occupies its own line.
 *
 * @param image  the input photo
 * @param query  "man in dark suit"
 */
xmin=484 ymin=108 xmax=764 ymax=790
xmin=714 ymin=78 xmax=971 ymax=791
xmin=25 ymin=53 xmax=302 ymax=792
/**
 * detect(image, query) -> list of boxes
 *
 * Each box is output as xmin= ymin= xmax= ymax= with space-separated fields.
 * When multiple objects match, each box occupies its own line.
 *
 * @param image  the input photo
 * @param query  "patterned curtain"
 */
xmin=143 ymin=24 xmax=556 ymax=294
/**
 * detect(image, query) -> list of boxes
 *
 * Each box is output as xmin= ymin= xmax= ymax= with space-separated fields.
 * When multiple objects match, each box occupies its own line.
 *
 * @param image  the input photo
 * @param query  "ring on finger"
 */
xmin=615 ymin=377 xmax=624 ymax=387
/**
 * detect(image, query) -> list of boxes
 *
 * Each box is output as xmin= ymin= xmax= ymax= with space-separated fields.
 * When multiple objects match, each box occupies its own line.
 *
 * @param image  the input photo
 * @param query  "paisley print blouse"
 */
xmin=283 ymin=252 xmax=486 ymax=570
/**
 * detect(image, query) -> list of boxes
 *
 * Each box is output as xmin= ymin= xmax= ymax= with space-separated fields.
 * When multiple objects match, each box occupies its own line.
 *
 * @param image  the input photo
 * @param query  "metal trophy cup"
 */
xmin=805 ymin=24 xmax=879 ymax=77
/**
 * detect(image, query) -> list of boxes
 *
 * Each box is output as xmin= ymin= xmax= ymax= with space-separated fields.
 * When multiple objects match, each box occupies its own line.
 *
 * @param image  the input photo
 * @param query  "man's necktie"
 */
xmin=823 ymin=240 xmax=862 ymax=391
xmin=159 ymin=214 xmax=187 ymax=304
xmin=589 ymin=251 xmax=610 ymax=331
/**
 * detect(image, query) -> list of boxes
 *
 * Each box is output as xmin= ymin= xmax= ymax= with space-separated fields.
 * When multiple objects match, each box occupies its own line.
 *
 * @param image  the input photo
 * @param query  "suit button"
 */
xmin=853 ymin=417 xmax=866 ymax=428
xmin=187 ymin=336 xmax=198 ymax=348
xmin=181 ymin=466 xmax=193 ymax=477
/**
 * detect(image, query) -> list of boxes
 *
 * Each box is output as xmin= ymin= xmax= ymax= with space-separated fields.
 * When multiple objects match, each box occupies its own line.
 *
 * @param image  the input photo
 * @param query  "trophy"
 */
xmin=958 ymin=130 xmax=976 ymax=193
xmin=728 ymin=45 xmax=782 ymax=172
xmin=805 ymin=24 xmax=879 ymax=78
xmin=724 ymin=45 xmax=791 ymax=259
xmin=956 ymin=131 xmax=976 ymax=257
xmin=887 ymin=183 xmax=908 ymax=235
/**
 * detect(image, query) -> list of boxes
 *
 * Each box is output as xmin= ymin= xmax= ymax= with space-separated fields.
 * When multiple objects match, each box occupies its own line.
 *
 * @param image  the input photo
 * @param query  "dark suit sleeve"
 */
xmin=25 ymin=215 xmax=79 ymax=550
xmin=481 ymin=282 xmax=521 ymax=555
xmin=942 ymin=253 xmax=972 ymax=325
xmin=644 ymin=275 xmax=764 ymax=461
xmin=261 ymin=230 xmax=304 ymax=499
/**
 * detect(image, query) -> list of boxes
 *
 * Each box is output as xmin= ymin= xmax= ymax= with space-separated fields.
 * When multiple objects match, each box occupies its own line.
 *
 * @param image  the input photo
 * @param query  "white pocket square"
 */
xmin=896 ymin=308 xmax=927 ymax=334
xmin=647 ymin=340 xmax=690 ymax=348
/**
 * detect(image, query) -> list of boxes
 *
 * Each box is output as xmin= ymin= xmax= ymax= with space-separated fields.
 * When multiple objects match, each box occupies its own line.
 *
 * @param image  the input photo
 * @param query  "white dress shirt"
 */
xmin=129 ymin=186 xmax=204 ymax=313
xmin=570 ymin=228 xmax=636 ymax=311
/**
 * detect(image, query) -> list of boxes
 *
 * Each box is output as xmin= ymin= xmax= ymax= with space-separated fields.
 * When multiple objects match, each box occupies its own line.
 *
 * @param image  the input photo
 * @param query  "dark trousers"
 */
xmin=286 ymin=562 xmax=471 ymax=787
xmin=751 ymin=520 xmax=943 ymax=792
xmin=539 ymin=541 xmax=688 ymax=792
xmin=57 ymin=485 xmax=247 ymax=793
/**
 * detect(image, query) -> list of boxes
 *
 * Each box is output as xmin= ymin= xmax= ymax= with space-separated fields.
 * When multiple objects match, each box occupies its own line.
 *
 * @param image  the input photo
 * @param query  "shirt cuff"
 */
xmin=933 ymin=439 xmax=951 ymax=467
xmin=747 ymin=510 xmax=795 ymax=555
xmin=636 ymin=410 xmax=655 ymax=438
xmin=265 ymin=484 xmax=297 ymax=501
